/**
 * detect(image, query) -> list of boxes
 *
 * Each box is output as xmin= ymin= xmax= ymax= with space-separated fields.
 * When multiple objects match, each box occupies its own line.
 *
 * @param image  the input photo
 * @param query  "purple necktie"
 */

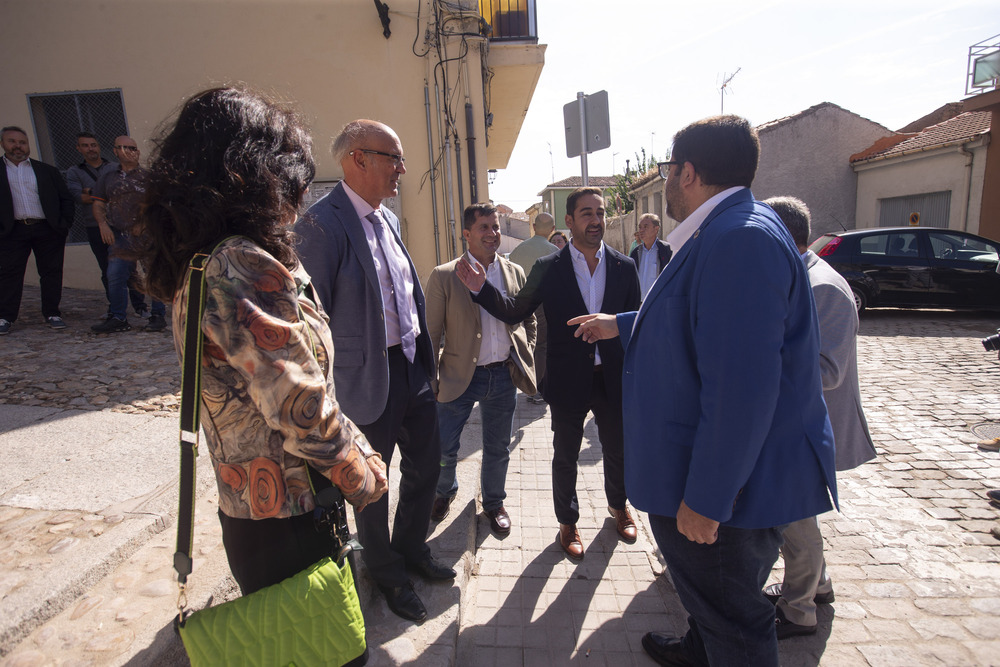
xmin=367 ymin=211 xmax=417 ymax=362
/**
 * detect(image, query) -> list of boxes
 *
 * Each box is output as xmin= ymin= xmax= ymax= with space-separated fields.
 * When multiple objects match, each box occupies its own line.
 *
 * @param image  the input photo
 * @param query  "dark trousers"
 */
xmin=218 ymin=509 xmax=337 ymax=595
xmin=0 ymin=221 xmax=66 ymax=322
xmin=354 ymin=346 xmax=441 ymax=587
xmin=85 ymin=226 xmax=146 ymax=313
xmin=649 ymin=514 xmax=785 ymax=667
xmin=548 ymin=368 xmax=626 ymax=525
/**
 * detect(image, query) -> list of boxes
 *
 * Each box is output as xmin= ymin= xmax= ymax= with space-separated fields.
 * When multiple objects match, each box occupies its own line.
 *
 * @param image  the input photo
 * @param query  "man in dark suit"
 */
xmin=629 ymin=213 xmax=672 ymax=299
xmin=0 ymin=126 xmax=74 ymax=335
xmin=456 ymin=187 xmax=642 ymax=561
xmin=570 ymin=117 xmax=837 ymax=667
xmin=296 ymin=120 xmax=451 ymax=624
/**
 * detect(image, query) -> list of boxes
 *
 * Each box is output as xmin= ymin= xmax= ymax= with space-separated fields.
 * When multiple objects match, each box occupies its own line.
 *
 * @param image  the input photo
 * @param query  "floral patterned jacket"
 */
xmin=172 ymin=237 xmax=376 ymax=519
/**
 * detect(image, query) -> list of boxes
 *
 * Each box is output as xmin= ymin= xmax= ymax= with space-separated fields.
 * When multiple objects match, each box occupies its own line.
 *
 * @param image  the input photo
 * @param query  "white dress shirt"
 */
xmin=637 ymin=242 xmax=659 ymax=298
xmin=468 ymin=252 xmax=513 ymax=366
xmin=342 ymin=181 xmax=421 ymax=348
xmin=568 ymin=240 xmax=607 ymax=366
xmin=3 ymin=156 xmax=46 ymax=220
xmin=665 ymin=186 xmax=745 ymax=255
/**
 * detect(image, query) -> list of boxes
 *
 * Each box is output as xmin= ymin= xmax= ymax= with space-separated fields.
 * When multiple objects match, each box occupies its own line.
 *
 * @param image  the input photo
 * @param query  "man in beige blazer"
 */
xmin=425 ymin=202 xmax=536 ymax=535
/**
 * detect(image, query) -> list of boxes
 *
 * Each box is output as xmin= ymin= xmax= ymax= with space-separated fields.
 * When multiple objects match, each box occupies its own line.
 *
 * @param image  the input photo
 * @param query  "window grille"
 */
xmin=28 ymin=90 xmax=128 ymax=243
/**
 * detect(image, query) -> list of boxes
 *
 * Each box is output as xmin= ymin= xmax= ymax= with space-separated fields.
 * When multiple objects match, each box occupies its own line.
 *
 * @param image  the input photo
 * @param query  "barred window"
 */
xmin=28 ymin=90 xmax=129 ymax=243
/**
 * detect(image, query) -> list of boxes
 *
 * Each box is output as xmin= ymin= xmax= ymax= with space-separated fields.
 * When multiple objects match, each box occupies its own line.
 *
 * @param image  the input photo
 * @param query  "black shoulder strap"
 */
xmin=173 ymin=249 xmax=213 ymax=585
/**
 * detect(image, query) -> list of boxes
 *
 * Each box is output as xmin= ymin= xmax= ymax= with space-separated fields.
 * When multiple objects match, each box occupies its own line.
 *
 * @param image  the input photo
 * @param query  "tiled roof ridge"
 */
xmin=851 ymin=110 xmax=991 ymax=163
xmin=756 ymin=101 xmax=888 ymax=133
xmin=541 ymin=175 xmax=618 ymax=189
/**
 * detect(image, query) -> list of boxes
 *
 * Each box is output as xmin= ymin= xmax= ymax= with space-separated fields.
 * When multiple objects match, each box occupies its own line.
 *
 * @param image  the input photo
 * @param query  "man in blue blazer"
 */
xmin=297 ymin=120 xmax=450 ymax=624
xmin=571 ymin=116 xmax=837 ymax=667
xmin=456 ymin=187 xmax=642 ymax=562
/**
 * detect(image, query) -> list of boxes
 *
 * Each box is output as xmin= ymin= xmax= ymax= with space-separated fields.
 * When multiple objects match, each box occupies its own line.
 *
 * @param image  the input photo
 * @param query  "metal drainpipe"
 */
xmin=959 ymin=143 xmax=975 ymax=232
xmin=434 ymin=77 xmax=458 ymax=258
xmin=463 ymin=51 xmax=479 ymax=204
xmin=424 ymin=82 xmax=441 ymax=264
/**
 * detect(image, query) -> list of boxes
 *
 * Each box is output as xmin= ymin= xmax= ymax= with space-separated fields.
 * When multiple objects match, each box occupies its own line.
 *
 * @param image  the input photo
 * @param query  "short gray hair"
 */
xmin=764 ymin=196 xmax=810 ymax=248
xmin=331 ymin=119 xmax=387 ymax=161
xmin=638 ymin=213 xmax=660 ymax=228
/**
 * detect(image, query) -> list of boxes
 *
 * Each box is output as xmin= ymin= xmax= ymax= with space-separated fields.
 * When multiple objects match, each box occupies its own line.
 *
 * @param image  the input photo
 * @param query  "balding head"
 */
xmin=333 ymin=119 xmax=405 ymax=208
xmin=113 ymin=135 xmax=140 ymax=170
xmin=764 ymin=196 xmax=811 ymax=251
xmin=533 ymin=212 xmax=555 ymax=237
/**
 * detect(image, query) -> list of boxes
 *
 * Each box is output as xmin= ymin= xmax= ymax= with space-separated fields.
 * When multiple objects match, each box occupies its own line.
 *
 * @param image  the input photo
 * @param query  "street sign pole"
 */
xmin=577 ymin=91 xmax=589 ymax=186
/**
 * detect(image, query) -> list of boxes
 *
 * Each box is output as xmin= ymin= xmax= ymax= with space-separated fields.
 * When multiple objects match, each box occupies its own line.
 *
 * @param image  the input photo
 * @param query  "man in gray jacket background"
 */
xmin=762 ymin=196 xmax=877 ymax=639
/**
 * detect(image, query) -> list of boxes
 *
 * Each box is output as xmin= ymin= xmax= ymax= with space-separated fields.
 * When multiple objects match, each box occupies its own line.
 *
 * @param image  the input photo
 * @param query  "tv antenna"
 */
xmin=547 ymin=142 xmax=555 ymax=183
xmin=719 ymin=68 xmax=741 ymax=114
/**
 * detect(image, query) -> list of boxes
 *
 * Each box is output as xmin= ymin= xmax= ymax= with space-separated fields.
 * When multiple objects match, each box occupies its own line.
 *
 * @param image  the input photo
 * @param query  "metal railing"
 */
xmin=966 ymin=34 xmax=999 ymax=96
xmin=28 ymin=89 xmax=129 ymax=243
xmin=479 ymin=0 xmax=537 ymax=41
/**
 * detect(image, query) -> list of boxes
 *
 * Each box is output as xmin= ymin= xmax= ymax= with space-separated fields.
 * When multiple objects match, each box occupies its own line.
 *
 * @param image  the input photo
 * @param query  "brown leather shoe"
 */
xmin=558 ymin=523 xmax=584 ymax=561
xmin=484 ymin=506 xmax=512 ymax=535
xmin=431 ymin=496 xmax=452 ymax=522
xmin=609 ymin=506 xmax=637 ymax=543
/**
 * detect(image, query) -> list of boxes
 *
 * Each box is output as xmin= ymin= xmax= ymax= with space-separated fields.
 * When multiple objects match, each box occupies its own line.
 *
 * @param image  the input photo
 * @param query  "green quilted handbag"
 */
xmin=178 ymin=556 xmax=365 ymax=666
xmin=173 ymin=246 xmax=366 ymax=666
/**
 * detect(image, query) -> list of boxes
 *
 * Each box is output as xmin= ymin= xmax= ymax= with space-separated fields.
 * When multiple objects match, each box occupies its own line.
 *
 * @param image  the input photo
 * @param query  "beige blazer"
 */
xmin=425 ymin=255 xmax=536 ymax=403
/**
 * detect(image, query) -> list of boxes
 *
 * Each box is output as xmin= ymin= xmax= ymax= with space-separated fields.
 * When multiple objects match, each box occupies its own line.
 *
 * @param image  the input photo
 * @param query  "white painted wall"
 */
xmin=853 ymin=138 xmax=990 ymax=234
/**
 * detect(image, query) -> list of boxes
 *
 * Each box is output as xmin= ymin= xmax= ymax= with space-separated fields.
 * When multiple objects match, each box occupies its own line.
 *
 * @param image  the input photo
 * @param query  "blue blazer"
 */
xmin=617 ymin=189 xmax=837 ymax=529
xmin=296 ymin=182 xmax=435 ymax=426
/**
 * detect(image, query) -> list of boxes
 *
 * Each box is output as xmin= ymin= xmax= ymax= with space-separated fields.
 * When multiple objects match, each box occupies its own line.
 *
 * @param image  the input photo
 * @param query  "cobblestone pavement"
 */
xmin=2 ymin=285 xmax=1000 ymax=666
xmin=453 ymin=308 xmax=1000 ymax=666
xmin=0 ymin=287 xmax=179 ymax=415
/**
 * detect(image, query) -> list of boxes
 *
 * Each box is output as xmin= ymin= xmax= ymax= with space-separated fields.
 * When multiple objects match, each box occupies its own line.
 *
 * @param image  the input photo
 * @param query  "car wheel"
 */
xmin=851 ymin=287 xmax=867 ymax=312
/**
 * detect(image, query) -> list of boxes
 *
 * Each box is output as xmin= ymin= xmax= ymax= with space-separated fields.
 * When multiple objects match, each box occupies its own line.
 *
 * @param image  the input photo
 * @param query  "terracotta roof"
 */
xmin=541 ymin=175 xmax=617 ymax=189
xmin=849 ymin=133 xmax=915 ymax=162
xmin=850 ymin=111 xmax=991 ymax=163
xmin=755 ymin=101 xmax=888 ymax=134
xmin=896 ymin=101 xmax=965 ymax=133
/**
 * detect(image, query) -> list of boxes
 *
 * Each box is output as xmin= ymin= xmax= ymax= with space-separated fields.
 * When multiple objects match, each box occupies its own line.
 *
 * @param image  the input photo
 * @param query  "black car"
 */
xmin=808 ymin=227 xmax=1000 ymax=312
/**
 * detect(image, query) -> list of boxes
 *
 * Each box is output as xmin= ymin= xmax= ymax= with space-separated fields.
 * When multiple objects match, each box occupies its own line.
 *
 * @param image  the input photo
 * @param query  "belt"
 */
xmin=479 ymin=360 xmax=508 ymax=369
xmin=16 ymin=218 xmax=45 ymax=225
xmin=593 ymin=364 xmax=603 ymax=373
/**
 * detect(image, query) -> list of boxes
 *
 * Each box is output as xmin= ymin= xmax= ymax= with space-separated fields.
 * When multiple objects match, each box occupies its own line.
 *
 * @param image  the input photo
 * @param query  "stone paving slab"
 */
xmin=3 ymin=286 xmax=1000 ymax=665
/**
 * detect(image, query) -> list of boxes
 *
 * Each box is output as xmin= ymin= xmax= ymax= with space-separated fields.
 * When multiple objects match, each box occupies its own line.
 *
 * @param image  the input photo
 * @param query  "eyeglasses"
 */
xmin=351 ymin=149 xmax=405 ymax=168
xmin=115 ymin=145 xmax=139 ymax=152
xmin=657 ymin=161 xmax=681 ymax=179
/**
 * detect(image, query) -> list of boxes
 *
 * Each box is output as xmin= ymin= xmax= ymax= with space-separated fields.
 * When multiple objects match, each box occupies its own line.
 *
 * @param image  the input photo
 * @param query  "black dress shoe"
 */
xmin=408 ymin=557 xmax=456 ymax=581
xmin=378 ymin=583 xmax=427 ymax=622
xmin=641 ymin=632 xmax=696 ymax=666
xmin=484 ymin=506 xmax=512 ymax=535
xmin=762 ymin=582 xmax=835 ymax=605
xmin=431 ymin=496 xmax=452 ymax=522
xmin=775 ymin=608 xmax=817 ymax=640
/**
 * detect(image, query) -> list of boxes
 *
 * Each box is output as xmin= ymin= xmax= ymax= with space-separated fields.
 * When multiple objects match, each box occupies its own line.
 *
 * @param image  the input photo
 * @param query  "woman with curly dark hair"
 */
xmin=138 ymin=87 xmax=387 ymax=603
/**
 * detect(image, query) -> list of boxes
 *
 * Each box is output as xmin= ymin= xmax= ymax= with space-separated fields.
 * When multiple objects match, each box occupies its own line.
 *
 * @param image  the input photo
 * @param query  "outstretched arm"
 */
xmin=568 ymin=313 xmax=619 ymax=343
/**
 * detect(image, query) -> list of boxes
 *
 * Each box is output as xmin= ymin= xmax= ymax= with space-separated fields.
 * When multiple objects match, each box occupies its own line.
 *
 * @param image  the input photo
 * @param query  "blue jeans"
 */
xmin=648 ymin=514 xmax=785 ymax=667
xmin=108 ymin=230 xmax=163 ymax=320
xmin=436 ymin=364 xmax=516 ymax=512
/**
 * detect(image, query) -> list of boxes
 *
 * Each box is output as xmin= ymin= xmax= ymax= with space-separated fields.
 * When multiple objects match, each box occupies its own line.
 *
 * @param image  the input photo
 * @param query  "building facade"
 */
xmin=3 ymin=0 xmax=545 ymax=288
